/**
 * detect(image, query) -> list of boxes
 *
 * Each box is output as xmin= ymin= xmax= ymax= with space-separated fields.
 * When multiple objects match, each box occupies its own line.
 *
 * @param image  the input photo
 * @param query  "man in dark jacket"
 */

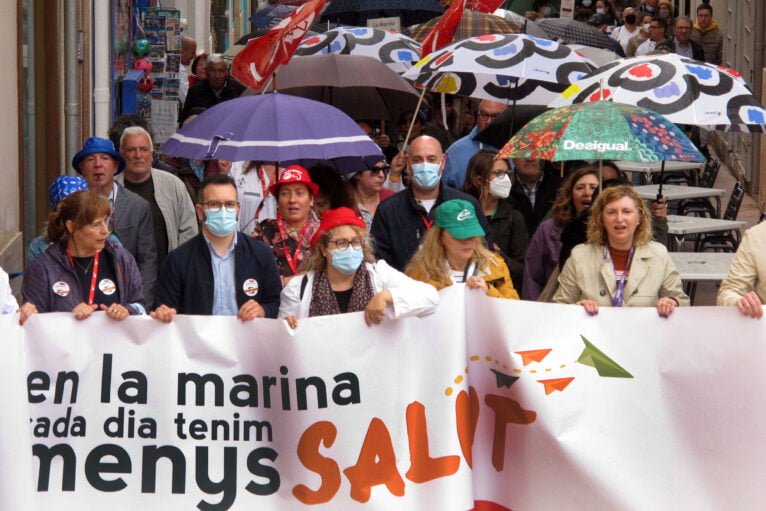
xmin=659 ymin=16 xmax=705 ymax=61
xmin=509 ymin=158 xmax=562 ymax=236
xmin=151 ymin=174 xmax=281 ymax=321
xmin=371 ymin=136 xmax=491 ymax=272
xmin=179 ymin=53 xmax=246 ymax=125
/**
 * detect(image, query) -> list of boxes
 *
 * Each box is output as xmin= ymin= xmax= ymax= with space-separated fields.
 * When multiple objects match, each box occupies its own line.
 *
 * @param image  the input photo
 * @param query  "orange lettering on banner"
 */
xmin=405 ymin=401 xmax=460 ymax=483
xmin=343 ymin=418 xmax=405 ymax=503
xmin=484 ymin=394 xmax=537 ymax=471
xmin=455 ymin=386 xmax=480 ymax=468
xmin=292 ymin=421 xmax=341 ymax=504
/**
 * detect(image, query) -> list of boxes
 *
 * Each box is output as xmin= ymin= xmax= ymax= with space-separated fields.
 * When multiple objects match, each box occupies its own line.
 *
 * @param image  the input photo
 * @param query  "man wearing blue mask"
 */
xmin=371 ymin=135 xmax=491 ymax=272
xmin=151 ymin=174 xmax=281 ymax=321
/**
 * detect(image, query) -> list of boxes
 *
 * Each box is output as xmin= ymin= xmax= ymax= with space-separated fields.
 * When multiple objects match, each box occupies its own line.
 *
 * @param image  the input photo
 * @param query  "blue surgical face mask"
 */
xmin=542 ymin=5 xmax=553 ymax=16
xmin=189 ymin=160 xmax=206 ymax=181
xmin=411 ymin=162 xmax=441 ymax=190
xmin=581 ymin=0 xmax=592 ymax=7
xmin=330 ymin=247 xmax=363 ymax=275
xmin=596 ymin=7 xmax=605 ymax=14
xmin=204 ymin=209 xmax=238 ymax=236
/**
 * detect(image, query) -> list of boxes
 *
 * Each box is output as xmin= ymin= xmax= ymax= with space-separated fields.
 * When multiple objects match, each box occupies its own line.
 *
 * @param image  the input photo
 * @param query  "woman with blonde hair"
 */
xmin=406 ymin=199 xmax=518 ymax=299
xmin=279 ymin=207 xmax=438 ymax=328
xmin=553 ymin=185 xmax=687 ymax=316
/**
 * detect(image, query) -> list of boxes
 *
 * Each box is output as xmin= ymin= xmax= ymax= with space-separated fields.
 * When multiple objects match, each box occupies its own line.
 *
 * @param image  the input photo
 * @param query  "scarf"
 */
xmin=308 ymin=265 xmax=375 ymax=317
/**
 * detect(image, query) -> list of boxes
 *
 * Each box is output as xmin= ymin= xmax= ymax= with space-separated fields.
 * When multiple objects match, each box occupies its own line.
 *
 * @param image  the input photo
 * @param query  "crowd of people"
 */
xmin=1 ymin=1 xmax=762 ymax=327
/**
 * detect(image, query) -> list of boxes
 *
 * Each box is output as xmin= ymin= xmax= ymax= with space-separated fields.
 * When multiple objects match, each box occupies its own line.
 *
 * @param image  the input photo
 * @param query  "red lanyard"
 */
xmin=67 ymin=248 xmax=101 ymax=305
xmin=419 ymin=213 xmax=434 ymax=231
xmin=253 ymin=165 xmax=270 ymax=222
xmin=277 ymin=215 xmax=308 ymax=275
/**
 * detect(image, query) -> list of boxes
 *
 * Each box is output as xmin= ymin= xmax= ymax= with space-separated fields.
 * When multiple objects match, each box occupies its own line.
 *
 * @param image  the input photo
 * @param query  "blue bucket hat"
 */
xmin=71 ymin=136 xmax=126 ymax=174
xmin=48 ymin=175 xmax=88 ymax=210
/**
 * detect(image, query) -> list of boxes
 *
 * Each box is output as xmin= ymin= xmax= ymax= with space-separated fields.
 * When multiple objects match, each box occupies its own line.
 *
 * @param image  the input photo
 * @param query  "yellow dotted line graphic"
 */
xmin=445 ymin=355 xmax=569 ymax=395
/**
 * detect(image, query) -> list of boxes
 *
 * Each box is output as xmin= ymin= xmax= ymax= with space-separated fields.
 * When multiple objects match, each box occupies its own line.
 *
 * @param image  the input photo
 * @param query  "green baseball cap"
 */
xmin=434 ymin=199 xmax=485 ymax=240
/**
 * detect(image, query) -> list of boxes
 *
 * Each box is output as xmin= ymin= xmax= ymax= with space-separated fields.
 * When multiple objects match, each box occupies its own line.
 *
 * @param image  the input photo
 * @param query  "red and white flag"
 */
xmin=231 ymin=0 xmax=327 ymax=90
xmin=421 ymin=0 xmax=466 ymax=57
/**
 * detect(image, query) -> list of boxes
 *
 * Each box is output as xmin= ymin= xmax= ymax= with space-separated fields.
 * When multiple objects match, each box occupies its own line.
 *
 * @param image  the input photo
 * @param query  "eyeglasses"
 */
xmin=327 ymin=237 xmax=364 ymax=251
xmin=490 ymin=169 xmax=510 ymax=179
xmin=201 ymin=200 xmax=239 ymax=212
xmin=477 ymin=112 xmax=500 ymax=121
xmin=369 ymin=165 xmax=390 ymax=176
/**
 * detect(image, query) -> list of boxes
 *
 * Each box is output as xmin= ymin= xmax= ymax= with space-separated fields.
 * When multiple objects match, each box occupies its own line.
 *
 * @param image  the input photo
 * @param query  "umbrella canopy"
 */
xmin=565 ymin=43 xmax=618 ymax=67
xmin=474 ymin=105 xmax=550 ymax=148
xmin=295 ymin=27 xmax=422 ymax=73
xmin=537 ymin=18 xmax=622 ymax=52
xmin=265 ymin=54 xmax=420 ymax=121
xmin=321 ymin=0 xmax=444 ymax=28
xmin=160 ymin=93 xmax=384 ymax=173
xmin=498 ymin=101 xmax=705 ymax=162
xmin=493 ymin=9 xmax=551 ymax=39
xmin=402 ymin=33 xmax=594 ymax=104
xmin=410 ymin=10 xmax=519 ymax=44
xmin=549 ymin=54 xmax=766 ymax=132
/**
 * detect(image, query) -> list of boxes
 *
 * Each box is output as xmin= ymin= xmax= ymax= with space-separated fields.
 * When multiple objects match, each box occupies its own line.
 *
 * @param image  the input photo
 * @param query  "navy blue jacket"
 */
xmin=370 ymin=185 xmax=492 ymax=272
xmin=155 ymin=232 xmax=281 ymax=317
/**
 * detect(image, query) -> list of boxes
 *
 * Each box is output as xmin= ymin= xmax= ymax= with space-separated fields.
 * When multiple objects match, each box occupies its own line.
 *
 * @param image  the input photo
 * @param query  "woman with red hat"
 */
xmin=252 ymin=165 xmax=320 ymax=285
xmin=279 ymin=207 xmax=439 ymax=328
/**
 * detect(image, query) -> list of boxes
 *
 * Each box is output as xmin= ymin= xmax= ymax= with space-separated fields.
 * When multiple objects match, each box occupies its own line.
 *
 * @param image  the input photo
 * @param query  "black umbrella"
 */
xmin=474 ymin=105 xmax=550 ymax=149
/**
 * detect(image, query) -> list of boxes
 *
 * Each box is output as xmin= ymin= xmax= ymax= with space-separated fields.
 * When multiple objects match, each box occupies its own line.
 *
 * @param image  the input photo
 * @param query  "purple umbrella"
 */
xmin=160 ymin=93 xmax=384 ymax=173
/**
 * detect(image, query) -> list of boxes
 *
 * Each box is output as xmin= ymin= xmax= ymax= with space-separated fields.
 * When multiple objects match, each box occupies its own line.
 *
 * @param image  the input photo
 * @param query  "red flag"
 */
xmin=421 ymin=0 xmax=466 ymax=57
xmin=231 ymin=0 xmax=327 ymax=90
xmin=466 ymin=0 xmax=505 ymax=13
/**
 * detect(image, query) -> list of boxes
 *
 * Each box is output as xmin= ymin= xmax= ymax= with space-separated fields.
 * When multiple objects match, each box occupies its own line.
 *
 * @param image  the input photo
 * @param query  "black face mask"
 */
xmin=625 ymin=14 xmax=636 ymax=24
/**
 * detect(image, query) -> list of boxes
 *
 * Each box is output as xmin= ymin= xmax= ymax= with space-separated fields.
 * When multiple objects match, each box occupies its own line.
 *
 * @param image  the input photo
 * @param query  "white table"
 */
xmin=615 ymin=160 xmax=704 ymax=184
xmin=669 ymin=252 xmax=734 ymax=304
xmin=666 ymin=214 xmax=747 ymax=250
xmin=669 ymin=252 xmax=734 ymax=281
xmin=633 ymin=184 xmax=725 ymax=215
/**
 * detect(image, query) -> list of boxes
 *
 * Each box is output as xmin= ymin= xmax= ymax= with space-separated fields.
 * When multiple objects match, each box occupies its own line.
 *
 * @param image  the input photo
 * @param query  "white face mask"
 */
xmin=488 ymin=174 xmax=512 ymax=199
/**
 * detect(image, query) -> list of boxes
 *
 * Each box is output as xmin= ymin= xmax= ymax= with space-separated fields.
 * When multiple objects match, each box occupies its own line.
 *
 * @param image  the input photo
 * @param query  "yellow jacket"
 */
xmin=407 ymin=254 xmax=519 ymax=300
xmin=717 ymin=222 xmax=766 ymax=306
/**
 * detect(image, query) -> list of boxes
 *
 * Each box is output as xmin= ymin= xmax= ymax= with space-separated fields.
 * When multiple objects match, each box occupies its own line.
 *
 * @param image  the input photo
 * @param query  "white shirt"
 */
xmin=611 ymin=24 xmax=640 ymax=53
xmin=278 ymin=260 xmax=439 ymax=319
xmin=179 ymin=63 xmax=191 ymax=105
xmin=230 ymin=161 xmax=277 ymax=235
xmin=636 ymin=39 xmax=658 ymax=56
xmin=0 ymin=268 xmax=18 ymax=314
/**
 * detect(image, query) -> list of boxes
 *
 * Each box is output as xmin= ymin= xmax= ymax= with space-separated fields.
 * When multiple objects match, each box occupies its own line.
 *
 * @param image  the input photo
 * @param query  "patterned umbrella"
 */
xmin=498 ymin=101 xmax=705 ymax=163
xmin=410 ymin=10 xmax=519 ymax=44
xmin=402 ymin=33 xmax=594 ymax=104
xmin=548 ymin=54 xmax=766 ymax=133
xmin=160 ymin=93 xmax=383 ymax=173
xmin=295 ymin=27 xmax=422 ymax=73
xmin=537 ymin=18 xmax=622 ymax=52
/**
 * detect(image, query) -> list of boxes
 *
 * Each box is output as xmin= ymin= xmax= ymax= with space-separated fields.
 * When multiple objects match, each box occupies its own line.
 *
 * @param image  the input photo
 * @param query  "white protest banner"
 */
xmin=5 ymin=287 xmax=766 ymax=509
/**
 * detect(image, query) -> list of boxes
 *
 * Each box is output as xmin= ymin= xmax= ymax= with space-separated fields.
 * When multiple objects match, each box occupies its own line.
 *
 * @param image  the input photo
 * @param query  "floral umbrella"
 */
xmin=498 ymin=101 xmax=704 ymax=163
xmin=402 ymin=33 xmax=594 ymax=105
xmin=295 ymin=26 xmax=422 ymax=74
xmin=548 ymin=54 xmax=766 ymax=132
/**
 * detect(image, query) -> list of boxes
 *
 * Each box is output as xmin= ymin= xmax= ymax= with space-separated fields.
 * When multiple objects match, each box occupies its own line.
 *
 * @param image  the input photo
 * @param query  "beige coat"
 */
xmin=553 ymin=242 xmax=689 ymax=307
xmin=717 ymin=222 xmax=766 ymax=306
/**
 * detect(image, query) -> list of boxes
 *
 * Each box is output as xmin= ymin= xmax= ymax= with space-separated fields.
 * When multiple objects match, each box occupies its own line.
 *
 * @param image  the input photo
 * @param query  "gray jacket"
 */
xmin=117 ymin=169 xmax=198 ymax=252
xmin=113 ymin=184 xmax=157 ymax=306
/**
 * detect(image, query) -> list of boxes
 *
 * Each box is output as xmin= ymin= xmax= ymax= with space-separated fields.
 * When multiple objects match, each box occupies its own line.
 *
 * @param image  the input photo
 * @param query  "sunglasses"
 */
xmin=369 ymin=165 xmax=390 ymax=176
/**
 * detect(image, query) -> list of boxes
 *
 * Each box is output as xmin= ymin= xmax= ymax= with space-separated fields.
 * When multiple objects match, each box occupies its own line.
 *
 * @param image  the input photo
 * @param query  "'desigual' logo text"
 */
xmin=563 ymin=140 xmax=630 ymax=152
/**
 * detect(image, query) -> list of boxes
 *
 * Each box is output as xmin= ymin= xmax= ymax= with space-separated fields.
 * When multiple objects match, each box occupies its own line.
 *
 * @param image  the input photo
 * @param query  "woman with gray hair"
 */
xmin=553 ymin=185 xmax=688 ymax=317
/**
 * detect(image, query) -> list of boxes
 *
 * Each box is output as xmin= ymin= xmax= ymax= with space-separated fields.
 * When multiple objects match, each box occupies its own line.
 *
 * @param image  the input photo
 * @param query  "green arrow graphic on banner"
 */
xmin=577 ymin=335 xmax=634 ymax=378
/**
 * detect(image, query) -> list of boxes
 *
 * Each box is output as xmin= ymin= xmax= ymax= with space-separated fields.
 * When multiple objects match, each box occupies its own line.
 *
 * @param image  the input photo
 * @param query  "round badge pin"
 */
xmin=98 ymin=278 xmax=117 ymax=296
xmin=52 ymin=281 xmax=70 ymax=297
xmin=243 ymin=278 xmax=259 ymax=297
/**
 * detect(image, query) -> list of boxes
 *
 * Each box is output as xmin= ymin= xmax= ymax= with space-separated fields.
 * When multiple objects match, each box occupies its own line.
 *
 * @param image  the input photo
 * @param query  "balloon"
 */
xmin=136 ymin=75 xmax=155 ymax=93
xmin=132 ymin=57 xmax=153 ymax=75
xmin=133 ymin=39 xmax=151 ymax=56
